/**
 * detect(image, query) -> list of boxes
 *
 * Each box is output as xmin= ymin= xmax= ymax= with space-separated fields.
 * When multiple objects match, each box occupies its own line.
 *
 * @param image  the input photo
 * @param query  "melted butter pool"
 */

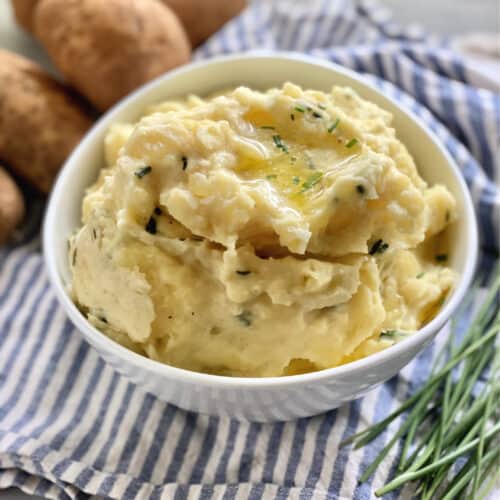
xmin=234 ymin=127 xmax=360 ymax=213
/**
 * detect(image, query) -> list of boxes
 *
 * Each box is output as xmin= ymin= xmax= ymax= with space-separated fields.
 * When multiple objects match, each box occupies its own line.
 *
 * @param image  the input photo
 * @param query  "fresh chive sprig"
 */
xmin=341 ymin=268 xmax=500 ymax=497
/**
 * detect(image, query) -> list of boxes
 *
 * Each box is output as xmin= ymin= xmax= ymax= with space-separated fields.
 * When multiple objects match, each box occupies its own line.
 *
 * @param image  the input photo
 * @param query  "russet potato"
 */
xmin=34 ymin=0 xmax=191 ymax=111
xmin=11 ymin=0 xmax=39 ymax=32
xmin=161 ymin=0 xmax=246 ymax=47
xmin=0 ymin=50 xmax=92 ymax=193
xmin=0 ymin=167 xmax=25 ymax=245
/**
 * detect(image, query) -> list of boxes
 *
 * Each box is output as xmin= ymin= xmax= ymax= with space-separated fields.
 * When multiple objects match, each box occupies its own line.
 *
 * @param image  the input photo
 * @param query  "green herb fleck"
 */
xmin=327 ymin=118 xmax=340 ymax=133
xmin=290 ymin=113 xmax=295 ymax=121
xmin=369 ymin=239 xmax=389 ymax=255
xmin=154 ymin=207 xmax=162 ymax=216
xmin=145 ymin=217 xmax=157 ymax=235
xmin=436 ymin=254 xmax=448 ymax=262
xmin=92 ymin=228 xmax=97 ymax=240
xmin=236 ymin=270 xmax=251 ymax=276
xmin=356 ymin=184 xmax=365 ymax=195
xmin=209 ymin=326 xmax=221 ymax=336
xmin=312 ymin=111 xmax=322 ymax=118
xmin=292 ymin=176 xmax=300 ymax=185
xmin=380 ymin=329 xmax=398 ymax=339
xmin=236 ymin=310 xmax=252 ymax=327
xmin=98 ymin=316 xmax=108 ymax=324
xmin=294 ymin=106 xmax=305 ymax=113
xmin=318 ymin=104 xmax=327 ymax=110
xmin=272 ymin=134 xmax=288 ymax=153
xmin=416 ymin=272 xmax=425 ymax=279
xmin=134 ymin=166 xmax=152 ymax=178
xmin=380 ymin=330 xmax=410 ymax=341
xmin=260 ymin=125 xmax=275 ymax=130
xmin=346 ymin=138 xmax=359 ymax=148
xmin=181 ymin=156 xmax=188 ymax=170
xmin=266 ymin=174 xmax=277 ymax=180
xmin=72 ymin=248 xmax=77 ymax=266
xmin=301 ymin=172 xmax=323 ymax=192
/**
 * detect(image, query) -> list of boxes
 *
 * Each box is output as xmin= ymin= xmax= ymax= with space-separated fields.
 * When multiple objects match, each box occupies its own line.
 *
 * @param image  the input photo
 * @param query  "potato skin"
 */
xmin=161 ymin=0 xmax=246 ymax=47
xmin=0 ymin=50 xmax=92 ymax=193
xmin=11 ymin=0 xmax=40 ymax=32
xmin=34 ymin=0 xmax=191 ymax=111
xmin=0 ymin=167 xmax=25 ymax=245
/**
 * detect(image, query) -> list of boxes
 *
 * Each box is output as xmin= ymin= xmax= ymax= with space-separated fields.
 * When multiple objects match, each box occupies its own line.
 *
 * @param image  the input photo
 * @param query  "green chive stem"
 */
xmin=441 ymin=447 xmax=499 ymax=500
xmin=343 ymin=269 xmax=499 ymax=498
xmin=477 ymin=463 xmax=500 ymax=500
xmin=347 ymin=324 xmax=497 ymax=450
xmin=375 ymin=421 xmax=500 ymax=496
xmin=473 ymin=351 xmax=498 ymax=496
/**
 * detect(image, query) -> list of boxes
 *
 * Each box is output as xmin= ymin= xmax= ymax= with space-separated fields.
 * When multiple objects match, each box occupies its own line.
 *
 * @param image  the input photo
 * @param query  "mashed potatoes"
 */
xmin=69 ymin=83 xmax=456 ymax=377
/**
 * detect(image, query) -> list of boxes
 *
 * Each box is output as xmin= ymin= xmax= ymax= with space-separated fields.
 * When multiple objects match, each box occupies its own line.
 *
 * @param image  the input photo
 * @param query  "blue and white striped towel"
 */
xmin=1 ymin=1 xmax=498 ymax=498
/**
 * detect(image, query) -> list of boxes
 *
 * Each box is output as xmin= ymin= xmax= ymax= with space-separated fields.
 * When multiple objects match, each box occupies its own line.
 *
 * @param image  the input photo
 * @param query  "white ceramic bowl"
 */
xmin=43 ymin=53 xmax=478 ymax=421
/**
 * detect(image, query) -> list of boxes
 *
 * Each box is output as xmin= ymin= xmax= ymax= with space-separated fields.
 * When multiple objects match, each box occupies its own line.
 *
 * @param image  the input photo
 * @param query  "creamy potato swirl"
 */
xmin=69 ymin=83 xmax=456 ymax=377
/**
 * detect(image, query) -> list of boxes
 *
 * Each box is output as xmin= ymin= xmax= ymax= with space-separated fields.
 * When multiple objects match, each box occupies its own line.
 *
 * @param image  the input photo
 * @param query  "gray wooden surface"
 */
xmin=382 ymin=0 xmax=499 ymax=35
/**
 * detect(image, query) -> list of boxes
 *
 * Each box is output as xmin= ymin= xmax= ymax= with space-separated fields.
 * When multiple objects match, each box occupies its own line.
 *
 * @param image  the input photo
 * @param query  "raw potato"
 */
xmin=162 ymin=0 xmax=246 ymax=46
xmin=11 ymin=0 xmax=39 ymax=32
xmin=34 ymin=0 xmax=191 ymax=111
xmin=0 ymin=49 xmax=92 ymax=193
xmin=0 ymin=167 xmax=25 ymax=245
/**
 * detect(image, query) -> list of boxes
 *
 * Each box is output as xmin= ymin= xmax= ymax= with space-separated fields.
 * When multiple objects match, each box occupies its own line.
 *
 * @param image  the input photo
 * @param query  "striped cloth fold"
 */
xmin=0 ymin=1 xmax=498 ymax=499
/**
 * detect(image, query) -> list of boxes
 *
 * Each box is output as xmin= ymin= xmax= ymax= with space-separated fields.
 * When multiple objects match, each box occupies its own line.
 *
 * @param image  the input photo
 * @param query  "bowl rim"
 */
xmin=43 ymin=51 xmax=478 ymax=389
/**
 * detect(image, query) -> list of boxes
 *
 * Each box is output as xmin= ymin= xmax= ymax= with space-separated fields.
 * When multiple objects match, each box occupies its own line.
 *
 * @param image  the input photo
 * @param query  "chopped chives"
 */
xmin=369 ymin=239 xmax=389 ymax=255
xmin=346 ymin=138 xmax=358 ymax=148
xmin=134 ymin=166 xmax=152 ymax=178
xmin=272 ymin=134 xmax=288 ymax=153
xmin=380 ymin=330 xmax=399 ymax=339
xmin=145 ymin=217 xmax=157 ymax=234
xmin=328 ymin=119 xmax=340 ymax=133
xmin=301 ymin=172 xmax=323 ymax=192
xmin=236 ymin=310 xmax=252 ymax=327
